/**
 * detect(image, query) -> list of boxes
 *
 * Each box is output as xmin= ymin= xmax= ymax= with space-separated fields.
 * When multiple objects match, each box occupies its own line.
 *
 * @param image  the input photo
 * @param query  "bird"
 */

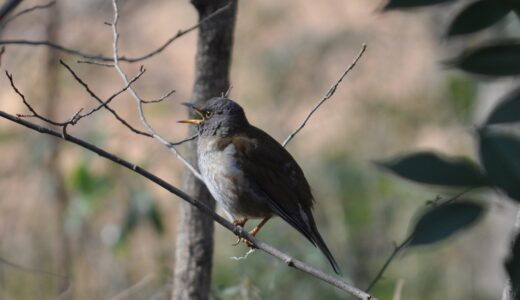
xmin=178 ymin=97 xmax=341 ymax=275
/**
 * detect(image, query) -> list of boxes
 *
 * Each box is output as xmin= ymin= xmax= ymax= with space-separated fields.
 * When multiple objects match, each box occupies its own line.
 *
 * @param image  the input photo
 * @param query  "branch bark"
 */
xmin=172 ymin=1 xmax=237 ymax=299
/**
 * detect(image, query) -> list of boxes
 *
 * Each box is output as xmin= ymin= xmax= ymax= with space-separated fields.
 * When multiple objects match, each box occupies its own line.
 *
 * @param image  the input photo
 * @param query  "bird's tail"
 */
xmin=304 ymin=209 xmax=342 ymax=275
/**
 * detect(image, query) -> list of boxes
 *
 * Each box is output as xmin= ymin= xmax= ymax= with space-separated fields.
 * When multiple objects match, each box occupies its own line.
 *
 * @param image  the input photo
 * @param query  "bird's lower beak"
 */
xmin=178 ymin=102 xmax=204 ymax=125
xmin=177 ymin=118 xmax=203 ymax=124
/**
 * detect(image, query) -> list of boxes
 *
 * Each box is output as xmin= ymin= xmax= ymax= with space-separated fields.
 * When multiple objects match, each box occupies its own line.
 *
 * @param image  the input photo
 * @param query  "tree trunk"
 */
xmin=172 ymin=1 xmax=237 ymax=299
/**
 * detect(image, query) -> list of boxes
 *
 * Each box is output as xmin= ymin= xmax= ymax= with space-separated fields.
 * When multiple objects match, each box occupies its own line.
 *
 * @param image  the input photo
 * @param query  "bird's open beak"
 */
xmin=178 ymin=102 xmax=204 ymax=124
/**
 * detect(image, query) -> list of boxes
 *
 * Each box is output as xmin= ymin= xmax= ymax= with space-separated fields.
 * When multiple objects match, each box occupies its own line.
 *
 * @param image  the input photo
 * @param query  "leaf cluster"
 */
xmin=376 ymin=0 xmax=520 ymax=293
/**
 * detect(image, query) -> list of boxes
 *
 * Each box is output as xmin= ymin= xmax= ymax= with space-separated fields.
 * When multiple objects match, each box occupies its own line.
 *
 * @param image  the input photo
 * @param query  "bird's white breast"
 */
xmin=197 ymin=138 xmax=243 ymax=220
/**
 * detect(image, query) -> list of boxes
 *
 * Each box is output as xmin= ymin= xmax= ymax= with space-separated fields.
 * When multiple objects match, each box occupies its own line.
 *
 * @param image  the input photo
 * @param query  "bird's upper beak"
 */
xmin=178 ymin=102 xmax=204 ymax=124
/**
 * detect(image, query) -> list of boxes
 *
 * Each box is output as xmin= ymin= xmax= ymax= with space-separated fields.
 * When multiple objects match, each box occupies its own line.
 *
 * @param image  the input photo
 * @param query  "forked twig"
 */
xmin=110 ymin=0 xmax=203 ymax=181
xmin=59 ymin=60 xmax=151 ymax=136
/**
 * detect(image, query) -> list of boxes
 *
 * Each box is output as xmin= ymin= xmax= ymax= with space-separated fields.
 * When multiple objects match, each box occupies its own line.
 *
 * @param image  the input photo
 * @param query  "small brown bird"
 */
xmin=179 ymin=97 xmax=341 ymax=274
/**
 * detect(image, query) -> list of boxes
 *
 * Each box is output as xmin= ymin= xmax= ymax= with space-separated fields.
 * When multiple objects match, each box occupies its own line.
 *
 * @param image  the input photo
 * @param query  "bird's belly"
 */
xmin=198 ymin=148 xmax=271 ymax=220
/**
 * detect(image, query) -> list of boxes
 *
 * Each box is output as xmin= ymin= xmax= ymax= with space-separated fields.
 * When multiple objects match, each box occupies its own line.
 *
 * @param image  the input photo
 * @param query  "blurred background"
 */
xmin=0 ymin=0 xmax=517 ymax=299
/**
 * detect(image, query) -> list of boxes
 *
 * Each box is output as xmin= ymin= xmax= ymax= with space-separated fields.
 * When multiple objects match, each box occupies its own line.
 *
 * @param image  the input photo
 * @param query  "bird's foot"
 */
xmin=232 ymin=237 xmax=256 ymax=248
xmin=232 ymin=218 xmax=248 ymax=227
xmin=232 ymin=218 xmax=248 ymax=246
xmin=232 ymin=216 xmax=271 ymax=248
xmin=232 ymin=237 xmax=244 ymax=246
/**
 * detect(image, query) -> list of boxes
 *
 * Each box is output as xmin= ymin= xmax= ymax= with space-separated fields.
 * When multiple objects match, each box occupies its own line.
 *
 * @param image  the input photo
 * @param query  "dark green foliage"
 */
xmin=70 ymin=162 xmax=112 ymax=199
xmin=446 ymin=0 xmax=511 ymax=37
xmin=478 ymin=129 xmax=520 ymax=203
xmin=377 ymin=151 xmax=488 ymax=187
xmin=485 ymin=85 xmax=520 ymax=125
xmin=505 ymin=232 xmax=520 ymax=297
xmin=408 ymin=201 xmax=484 ymax=246
xmin=117 ymin=190 xmax=164 ymax=247
xmin=448 ymin=42 xmax=520 ymax=76
xmin=383 ymin=0 xmax=455 ymax=10
xmin=379 ymin=0 xmax=520 ymax=295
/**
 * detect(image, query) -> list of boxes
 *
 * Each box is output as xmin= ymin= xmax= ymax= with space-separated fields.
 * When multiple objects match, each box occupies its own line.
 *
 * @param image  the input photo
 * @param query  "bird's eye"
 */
xmin=204 ymin=111 xmax=213 ymax=119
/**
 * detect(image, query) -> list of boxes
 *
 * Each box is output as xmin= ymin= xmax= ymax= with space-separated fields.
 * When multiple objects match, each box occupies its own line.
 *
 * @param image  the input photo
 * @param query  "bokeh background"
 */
xmin=0 ymin=0 xmax=517 ymax=299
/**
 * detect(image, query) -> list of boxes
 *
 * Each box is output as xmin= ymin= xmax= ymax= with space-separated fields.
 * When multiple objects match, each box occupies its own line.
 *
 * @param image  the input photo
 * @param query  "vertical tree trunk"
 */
xmin=43 ymin=3 xmax=73 ymax=297
xmin=172 ymin=1 xmax=237 ymax=299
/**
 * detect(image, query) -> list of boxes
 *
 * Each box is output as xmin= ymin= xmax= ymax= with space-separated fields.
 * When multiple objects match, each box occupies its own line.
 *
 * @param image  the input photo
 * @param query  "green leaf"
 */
xmin=479 ymin=129 xmax=520 ymax=202
xmin=505 ymin=232 xmax=520 ymax=297
xmin=409 ymin=201 xmax=484 ymax=246
xmin=383 ymin=0 xmax=455 ymax=10
xmin=448 ymin=41 xmax=520 ymax=76
xmin=377 ymin=151 xmax=488 ymax=187
xmin=446 ymin=0 xmax=511 ymax=37
xmin=70 ymin=163 xmax=112 ymax=199
xmin=485 ymin=85 xmax=520 ymax=125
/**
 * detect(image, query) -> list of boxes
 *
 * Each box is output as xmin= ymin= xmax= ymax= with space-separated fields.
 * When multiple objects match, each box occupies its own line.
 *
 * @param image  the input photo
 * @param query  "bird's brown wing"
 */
xmin=220 ymin=126 xmax=341 ymax=274
xmin=225 ymin=127 xmax=315 ymax=238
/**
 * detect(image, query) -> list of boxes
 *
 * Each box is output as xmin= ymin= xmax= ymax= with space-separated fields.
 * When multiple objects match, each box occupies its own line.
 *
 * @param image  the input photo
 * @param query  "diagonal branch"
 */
xmin=0 ymin=110 xmax=377 ymax=300
xmin=282 ymin=44 xmax=367 ymax=147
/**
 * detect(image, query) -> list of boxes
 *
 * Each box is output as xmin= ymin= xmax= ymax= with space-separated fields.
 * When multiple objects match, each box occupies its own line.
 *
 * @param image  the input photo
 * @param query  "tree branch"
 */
xmin=0 ymin=2 xmax=231 ymax=63
xmin=282 ymin=43 xmax=367 ymax=147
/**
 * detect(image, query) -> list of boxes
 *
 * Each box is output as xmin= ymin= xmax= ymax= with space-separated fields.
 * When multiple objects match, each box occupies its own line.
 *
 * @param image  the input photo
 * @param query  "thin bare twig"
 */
xmin=0 ymin=110 xmax=377 ymax=300
xmin=168 ymin=134 xmax=197 ymax=147
xmin=0 ymin=1 xmax=55 ymax=29
xmin=365 ymin=189 xmax=472 ymax=292
xmin=282 ymin=44 xmax=367 ymax=147
xmin=59 ymin=60 xmax=151 ymax=136
xmin=6 ymin=71 xmax=75 ymax=126
xmin=76 ymin=60 xmax=114 ymax=67
xmin=0 ymin=2 xmax=231 ymax=63
xmin=111 ymin=274 xmax=154 ymax=300
xmin=365 ymin=234 xmax=412 ymax=292
xmin=0 ymin=255 xmax=67 ymax=278
xmin=141 ymin=89 xmax=175 ymax=104
xmin=110 ymin=0 xmax=203 ymax=181
xmin=7 ymin=66 xmax=152 ymax=136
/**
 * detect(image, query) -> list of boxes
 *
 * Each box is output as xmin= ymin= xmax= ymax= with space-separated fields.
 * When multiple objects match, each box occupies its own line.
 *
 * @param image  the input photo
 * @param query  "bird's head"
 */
xmin=178 ymin=97 xmax=249 ymax=137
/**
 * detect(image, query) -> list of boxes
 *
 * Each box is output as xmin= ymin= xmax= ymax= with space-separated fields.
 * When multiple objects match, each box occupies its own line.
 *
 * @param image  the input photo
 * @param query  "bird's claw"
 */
xmin=232 ymin=237 xmax=243 ymax=246
xmin=244 ymin=239 xmax=256 ymax=249
xmin=232 ymin=237 xmax=256 ymax=248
